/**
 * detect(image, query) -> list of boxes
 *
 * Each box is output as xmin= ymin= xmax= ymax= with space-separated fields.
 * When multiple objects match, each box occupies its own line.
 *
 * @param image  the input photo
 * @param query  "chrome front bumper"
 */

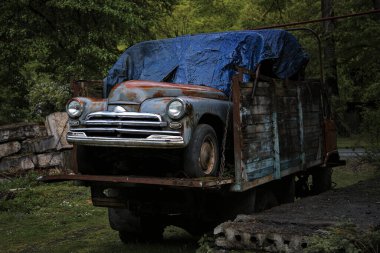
xmin=67 ymin=131 xmax=185 ymax=148
xmin=67 ymin=111 xmax=185 ymax=148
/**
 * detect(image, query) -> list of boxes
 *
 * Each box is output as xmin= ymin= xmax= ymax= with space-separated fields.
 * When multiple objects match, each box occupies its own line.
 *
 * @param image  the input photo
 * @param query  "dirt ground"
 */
xmin=253 ymin=174 xmax=380 ymax=231
xmin=214 ymin=168 xmax=380 ymax=251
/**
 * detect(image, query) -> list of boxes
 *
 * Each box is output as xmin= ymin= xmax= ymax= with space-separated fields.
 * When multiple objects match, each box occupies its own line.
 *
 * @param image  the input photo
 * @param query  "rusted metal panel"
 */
xmin=323 ymin=119 xmax=338 ymax=153
xmin=231 ymin=71 xmax=245 ymax=191
xmin=40 ymin=174 xmax=233 ymax=188
xmin=109 ymin=80 xmax=228 ymax=104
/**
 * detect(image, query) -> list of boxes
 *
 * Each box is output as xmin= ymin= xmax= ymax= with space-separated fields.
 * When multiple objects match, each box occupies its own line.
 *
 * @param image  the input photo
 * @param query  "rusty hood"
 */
xmin=108 ymin=80 xmax=227 ymax=104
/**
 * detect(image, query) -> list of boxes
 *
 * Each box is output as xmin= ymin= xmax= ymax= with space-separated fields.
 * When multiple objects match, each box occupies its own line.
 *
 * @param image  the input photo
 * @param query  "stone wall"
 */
xmin=0 ymin=113 xmax=73 ymax=175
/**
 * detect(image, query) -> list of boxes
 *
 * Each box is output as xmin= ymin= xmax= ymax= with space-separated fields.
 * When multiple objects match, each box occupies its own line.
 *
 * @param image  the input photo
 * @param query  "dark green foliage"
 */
xmin=1 ymin=0 xmax=379 ymax=141
xmin=0 ymin=0 xmax=177 ymax=123
xmin=196 ymin=234 xmax=217 ymax=253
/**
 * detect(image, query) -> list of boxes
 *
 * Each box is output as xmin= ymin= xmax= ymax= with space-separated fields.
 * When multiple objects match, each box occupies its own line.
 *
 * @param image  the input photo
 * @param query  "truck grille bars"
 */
xmin=67 ymin=111 xmax=184 ymax=148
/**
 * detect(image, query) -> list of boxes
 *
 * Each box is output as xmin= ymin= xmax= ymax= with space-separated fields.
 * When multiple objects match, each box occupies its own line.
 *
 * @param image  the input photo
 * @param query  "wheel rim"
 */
xmin=199 ymin=135 xmax=216 ymax=175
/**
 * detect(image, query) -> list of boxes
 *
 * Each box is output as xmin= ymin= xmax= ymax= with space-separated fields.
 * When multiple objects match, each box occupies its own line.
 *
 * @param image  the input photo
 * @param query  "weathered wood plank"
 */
xmin=279 ymin=128 xmax=298 ymax=136
xmin=304 ymin=125 xmax=322 ymax=133
xmin=251 ymin=87 xmax=272 ymax=97
xmin=243 ymin=123 xmax=273 ymax=133
xmin=241 ymin=114 xmax=272 ymax=125
xmin=246 ymin=166 xmax=274 ymax=180
xmin=241 ymin=96 xmax=272 ymax=106
xmin=280 ymin=158 xmax=301 ymax=171
xmin=246 ymin=157 xmax=274 ymax=173
xmin=243 ymin=131 xmax=274 ymax=140
xmin=241 ymin=106 xmax=271 ymax=115
xmin=274 ymin=86 xmax=297 ymax=97
xmin=243 ymin=151 xmax=273 ymax=163
xmin=241 ymin=82 xmax=270 ymax=88
xmin=305 ymin=153 xmax=321 ymax=162
xmin=303 ymin=103 xmax=321 ymax=112
xmin=243 ymin=140 xmax=273 ymax=155
xmin=277 ymin=120 xmax=299 ymax=129
xmin=304 ymin=134 xmax=322 ymax=140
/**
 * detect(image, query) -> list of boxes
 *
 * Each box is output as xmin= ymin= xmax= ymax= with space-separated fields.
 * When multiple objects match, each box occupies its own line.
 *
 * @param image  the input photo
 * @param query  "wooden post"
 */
xmin=232 ymin=71 xmax=244 ymax=191
xmin=321 ymin=0 xmax=339 ymax=96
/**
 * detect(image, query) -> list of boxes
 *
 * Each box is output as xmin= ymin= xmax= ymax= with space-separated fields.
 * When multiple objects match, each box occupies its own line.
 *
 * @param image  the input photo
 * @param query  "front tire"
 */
xmin=183 ymin=124 xmax=220 ymax=178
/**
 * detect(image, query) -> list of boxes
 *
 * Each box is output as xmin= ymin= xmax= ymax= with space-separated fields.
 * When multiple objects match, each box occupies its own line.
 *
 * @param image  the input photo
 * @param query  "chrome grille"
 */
xmin=70 ymin=111 xmax=180 ymax=138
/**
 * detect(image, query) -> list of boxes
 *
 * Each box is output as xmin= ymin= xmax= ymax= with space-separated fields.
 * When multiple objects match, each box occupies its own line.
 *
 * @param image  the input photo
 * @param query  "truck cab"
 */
xmin=67 ymin=80 xmax=230 ymax=177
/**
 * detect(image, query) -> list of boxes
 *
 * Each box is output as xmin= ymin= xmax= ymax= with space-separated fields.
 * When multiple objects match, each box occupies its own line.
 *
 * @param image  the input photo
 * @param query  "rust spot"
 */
xmin=125 ymin=92 xmax=137 ymax=101
xmin=88 ymin=97 xmax=106 ymax=102
xmin=153 ymin=90 xmax=165 ymax=98
xmin=324 ymin=119 xmax=337 ymax=153
xmin=182 ymin=89 xmax=227 ymax=100
xmin=122 ymin=80 xmax=225 ymax=94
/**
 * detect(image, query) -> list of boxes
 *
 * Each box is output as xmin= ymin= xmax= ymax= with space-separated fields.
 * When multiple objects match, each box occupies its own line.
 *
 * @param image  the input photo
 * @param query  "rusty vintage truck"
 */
xmin=42 ymin=30 xmax=344 ymax=242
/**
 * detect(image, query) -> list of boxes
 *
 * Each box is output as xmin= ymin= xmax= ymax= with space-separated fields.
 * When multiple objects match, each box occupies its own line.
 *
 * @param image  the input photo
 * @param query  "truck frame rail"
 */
xmin=39 ymin=174 xmax=234 ymax=189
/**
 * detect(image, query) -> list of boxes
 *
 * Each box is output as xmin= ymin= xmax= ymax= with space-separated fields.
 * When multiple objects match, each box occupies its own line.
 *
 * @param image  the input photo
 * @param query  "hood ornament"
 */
xmin=114 ymin=106 xmax=127 ymax=113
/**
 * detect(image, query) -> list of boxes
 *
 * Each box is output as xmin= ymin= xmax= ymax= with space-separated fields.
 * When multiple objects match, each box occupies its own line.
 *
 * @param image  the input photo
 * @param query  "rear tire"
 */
xmin=109 ymin=208 xmax=164 ymax=243
xmin=274 ymin=175 xmax=295 ymax=204
xmin=311 ymin=167 xmax=332 ymax=194
xmin=183 ymin=124 xmax=220 ymax=178
xmin=255 ymin=188 xmax=279 ymax=212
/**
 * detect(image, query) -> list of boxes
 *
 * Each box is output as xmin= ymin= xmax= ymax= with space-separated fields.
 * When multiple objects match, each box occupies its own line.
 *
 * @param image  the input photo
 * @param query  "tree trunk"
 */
xmin=373 ymin=0 xmax=380 ymax=9
xmin=321 ymin=0 xmax=339 ymax=96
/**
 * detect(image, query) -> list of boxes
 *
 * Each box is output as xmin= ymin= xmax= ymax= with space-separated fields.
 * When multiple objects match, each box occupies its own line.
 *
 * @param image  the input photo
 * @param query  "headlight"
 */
xmin=66 ymin=99 xmax=84 ymax=118
xmin=167 ymin=99 xmax=185 ymax=119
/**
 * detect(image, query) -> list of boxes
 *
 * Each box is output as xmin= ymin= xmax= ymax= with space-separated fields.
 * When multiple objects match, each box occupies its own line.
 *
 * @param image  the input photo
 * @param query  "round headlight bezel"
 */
xmin=66 ymin=99 xmax=84 ymax=118
xmin=167 ymin=99 xmax=185 ymax=120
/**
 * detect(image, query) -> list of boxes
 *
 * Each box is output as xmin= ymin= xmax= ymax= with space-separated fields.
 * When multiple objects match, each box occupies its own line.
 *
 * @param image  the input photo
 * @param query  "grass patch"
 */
xmin=306 ymin=223 xmax=380 ymax=253
xmin=337 ymin=135 xmax=368 ymax=148
xmin=332 ymin=160 xmax=380 ymax=188
xmin=1 ymin=160 xmax=379 ymax=252
xmin=0 ymin=174 xmax=197 ymax=253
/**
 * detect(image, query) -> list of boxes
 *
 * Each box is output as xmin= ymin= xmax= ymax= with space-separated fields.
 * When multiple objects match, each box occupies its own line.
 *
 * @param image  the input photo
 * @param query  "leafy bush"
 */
xmin=197 ymin=234 xmax=217 ymax=253
xmin=27 ymin=78 xmax=71 ymax=121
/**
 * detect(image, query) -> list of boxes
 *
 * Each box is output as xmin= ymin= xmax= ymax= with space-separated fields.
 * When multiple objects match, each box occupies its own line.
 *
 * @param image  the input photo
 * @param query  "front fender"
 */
xmin=179 ymin=97 xmax=231 ymax=126
xmin=73 ymin=97 xmax=107 ymax=123
xmin=140 ymin=97 xmax=231 ymax=146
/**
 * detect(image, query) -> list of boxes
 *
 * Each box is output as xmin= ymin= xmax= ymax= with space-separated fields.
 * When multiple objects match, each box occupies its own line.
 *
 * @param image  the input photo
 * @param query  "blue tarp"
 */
xmin=105 ymin=30 xmax=309 ymax=95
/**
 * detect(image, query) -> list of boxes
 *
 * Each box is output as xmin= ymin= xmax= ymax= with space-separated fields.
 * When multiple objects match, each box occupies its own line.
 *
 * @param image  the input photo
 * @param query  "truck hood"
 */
xmin=108 ymin=80 xmax=228 ymax=104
